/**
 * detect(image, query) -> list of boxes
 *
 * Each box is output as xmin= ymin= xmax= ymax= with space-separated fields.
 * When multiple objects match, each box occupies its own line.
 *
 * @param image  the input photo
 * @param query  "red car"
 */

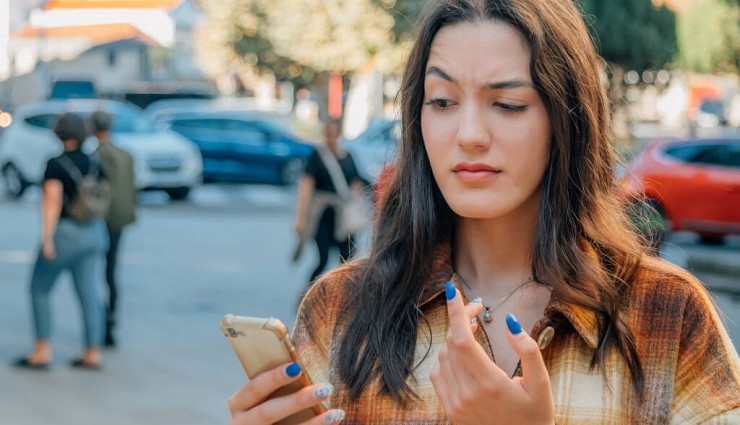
xmin=620 ymin=138 xmax=740 ymax=244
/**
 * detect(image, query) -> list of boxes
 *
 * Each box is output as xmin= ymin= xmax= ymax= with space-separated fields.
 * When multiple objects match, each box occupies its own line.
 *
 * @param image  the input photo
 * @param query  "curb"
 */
xmin=688 ymin=256 xmax=740 ymax=281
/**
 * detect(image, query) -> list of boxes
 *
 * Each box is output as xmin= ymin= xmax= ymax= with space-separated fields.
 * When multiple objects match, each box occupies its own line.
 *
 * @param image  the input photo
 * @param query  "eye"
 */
xmin=425 ymin=98 xmax=454 ymax=109
xmin=495 ymin=102 xmax=528 ymax=113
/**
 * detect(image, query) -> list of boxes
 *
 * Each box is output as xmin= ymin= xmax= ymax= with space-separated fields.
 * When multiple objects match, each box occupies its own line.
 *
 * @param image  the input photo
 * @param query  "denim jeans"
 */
xmin=30 ymin=218 xmax=108 ymax=348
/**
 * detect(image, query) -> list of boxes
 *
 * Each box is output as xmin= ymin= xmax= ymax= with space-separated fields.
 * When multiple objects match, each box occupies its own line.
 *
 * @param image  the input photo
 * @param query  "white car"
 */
xmin=0 ymin=99 xmax=203 ymax=200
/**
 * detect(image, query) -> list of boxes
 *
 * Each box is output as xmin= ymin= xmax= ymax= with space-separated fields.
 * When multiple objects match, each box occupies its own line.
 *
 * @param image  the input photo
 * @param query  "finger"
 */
xmin=228 ymin=362 xmax=303 ymax=415
xmin=464 ymin=300 xmax=484 ymax=319
xmin=430 ymin=347 xmax=457 ymax=414
xmin=445 ymin=282 xmax=508 ymax=380
xmin=505 ymin=314 xmax=551 ymax=397
xmin=445 ymin=281 xmax=475 ymax=342
xmin=303 ymin=409 xmax=345 ymax=424
xmin=232 ymin=381 xmax=335 ymax=425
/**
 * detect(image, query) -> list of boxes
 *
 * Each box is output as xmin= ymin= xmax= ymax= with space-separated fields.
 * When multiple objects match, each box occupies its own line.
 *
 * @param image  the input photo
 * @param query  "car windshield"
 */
xmin=107 ymin=104 xmax=158 ymax=133
xmin=23 ymin=104 xmax=157 ymax=134
xmin=50 ymin=81 xmax=95 ymax=100
xmin=700 ymin=101 xmax=724 ymax=114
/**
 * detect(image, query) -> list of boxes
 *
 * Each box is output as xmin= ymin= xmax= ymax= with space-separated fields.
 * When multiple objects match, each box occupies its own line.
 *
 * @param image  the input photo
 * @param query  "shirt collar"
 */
xmin=416 ymin=242 xmax=600 ymax=350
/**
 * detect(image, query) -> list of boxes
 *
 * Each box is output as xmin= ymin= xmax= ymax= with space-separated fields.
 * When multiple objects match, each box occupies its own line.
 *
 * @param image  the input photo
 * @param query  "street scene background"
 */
xmin=1 ymin=0 xmax=740 ymax=424
xmin=0 ymin=180 xmax=739 ymax=425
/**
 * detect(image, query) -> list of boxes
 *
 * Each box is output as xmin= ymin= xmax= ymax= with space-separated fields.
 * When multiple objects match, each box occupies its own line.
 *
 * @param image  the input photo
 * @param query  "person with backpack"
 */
xmin=14 ymin=112 xmax=109 ymax=370
xmin=91 ymin=110 xmax=136 ymax=348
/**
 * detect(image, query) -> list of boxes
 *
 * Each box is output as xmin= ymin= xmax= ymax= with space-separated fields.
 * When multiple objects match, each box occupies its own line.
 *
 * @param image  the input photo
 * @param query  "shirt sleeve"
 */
xmin=303 ymin=150 xmax=322 ymax=179
xmin=43 ymin=158 xmax=65 ymax=182
xmin=670 ymin=277 xmax=740 ymax=423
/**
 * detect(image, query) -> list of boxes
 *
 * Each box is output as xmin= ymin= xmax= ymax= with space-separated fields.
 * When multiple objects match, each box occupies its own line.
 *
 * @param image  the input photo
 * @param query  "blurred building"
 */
xmin=2 ymin=0 xmax=207 ymax=106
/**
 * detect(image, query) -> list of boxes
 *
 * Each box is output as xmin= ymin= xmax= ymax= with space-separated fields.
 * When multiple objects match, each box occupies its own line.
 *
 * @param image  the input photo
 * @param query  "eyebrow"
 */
xmin=425 ymin=66 xmax=533 ymax=89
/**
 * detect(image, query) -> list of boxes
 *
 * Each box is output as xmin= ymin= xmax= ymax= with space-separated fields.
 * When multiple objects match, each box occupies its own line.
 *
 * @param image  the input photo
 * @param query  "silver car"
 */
xmin=342 ymin=119 xmax=400 ymax=185
xmin=0 ymin=99 xmax=203 ymax=200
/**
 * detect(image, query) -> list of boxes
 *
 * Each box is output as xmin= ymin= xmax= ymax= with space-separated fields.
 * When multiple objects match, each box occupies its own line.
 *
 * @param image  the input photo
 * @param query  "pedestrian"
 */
xmin=228 ymin=0 xmax=740 ymax=423
xmin=293 ymin=118 xmax=365 ymax=285
xmin=91 ymin=110 xmax=137 ymax=348
xmin=15 ymin=112 xmax=108 ymax=370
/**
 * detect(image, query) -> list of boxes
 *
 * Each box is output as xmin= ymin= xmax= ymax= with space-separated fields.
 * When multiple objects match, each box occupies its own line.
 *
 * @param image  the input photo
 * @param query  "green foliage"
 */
xmin=676 ymin=0 xmax=740 ymax=72
xmin=372 ymin=0 xmax=427 ymax=41
xmin=196 ymin=0 xmax=312 ymax=83
xmin=265 ymin=0 xmax=395 ymax=73
xmin=198 ymin=0 xmax=414 ymax=84
xmin=579 ymin=0 xmax=678 ymax=71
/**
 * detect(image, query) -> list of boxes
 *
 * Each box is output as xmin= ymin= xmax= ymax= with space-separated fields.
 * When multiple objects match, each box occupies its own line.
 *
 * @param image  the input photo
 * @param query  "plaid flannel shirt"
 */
xmin=293 ymin=248 xmax=740 ymax=424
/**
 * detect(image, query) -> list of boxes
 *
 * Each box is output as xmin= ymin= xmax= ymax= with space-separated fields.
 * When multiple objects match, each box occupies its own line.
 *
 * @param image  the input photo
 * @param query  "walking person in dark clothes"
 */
xmin=293 ymin=119 xmax=365 ymax=284
xmin=14 ymin=112 xmax=108 ymax=370
xmin=91 ymin=111 xmax=136 ymax=347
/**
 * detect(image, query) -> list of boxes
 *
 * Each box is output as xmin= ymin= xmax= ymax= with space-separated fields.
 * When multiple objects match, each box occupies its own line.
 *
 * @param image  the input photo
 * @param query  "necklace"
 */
xmin=457 ymin=274 xmax=535 ymax=323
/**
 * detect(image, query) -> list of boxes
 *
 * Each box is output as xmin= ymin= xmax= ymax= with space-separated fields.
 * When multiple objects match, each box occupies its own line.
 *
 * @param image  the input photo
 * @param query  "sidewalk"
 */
xmin=661 ymin=234 xmax=740 ymax=294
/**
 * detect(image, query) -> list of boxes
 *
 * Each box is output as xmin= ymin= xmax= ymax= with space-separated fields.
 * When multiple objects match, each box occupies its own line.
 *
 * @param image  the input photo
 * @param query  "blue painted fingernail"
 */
xmin=286 ymin=362 xmax=301 ymax=377
xmin=506 ymin=314 xmax=523 ymax=335
xmin=445 ymin=281 xmax=456 ymax=300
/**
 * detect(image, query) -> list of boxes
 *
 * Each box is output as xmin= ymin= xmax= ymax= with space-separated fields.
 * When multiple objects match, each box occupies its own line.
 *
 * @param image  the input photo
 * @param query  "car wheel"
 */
xmin=2 ymin=163 xmax=28 ymax=198
xmin=165 ymin=187 xmax=191 ymax=201
xmin=699 ymin=234 xmax=725 ymax=245
xmin=281 ymin=157 xmax=304 ymax=185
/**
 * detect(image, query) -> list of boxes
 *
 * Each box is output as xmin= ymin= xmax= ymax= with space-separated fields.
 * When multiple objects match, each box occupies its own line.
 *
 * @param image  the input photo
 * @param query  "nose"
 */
xmin=456 ymin=103 xmax=491 ymax=150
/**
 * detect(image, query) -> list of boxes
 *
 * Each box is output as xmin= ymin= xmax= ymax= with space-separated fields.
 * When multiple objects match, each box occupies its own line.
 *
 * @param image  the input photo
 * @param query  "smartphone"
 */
xmin=221 ymin=314 xmax=325 ymax=425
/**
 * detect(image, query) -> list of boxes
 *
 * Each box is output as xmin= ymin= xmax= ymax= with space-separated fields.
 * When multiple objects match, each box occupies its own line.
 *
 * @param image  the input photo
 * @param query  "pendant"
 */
xmin=483 ymin=307 xmax=493 ymax=323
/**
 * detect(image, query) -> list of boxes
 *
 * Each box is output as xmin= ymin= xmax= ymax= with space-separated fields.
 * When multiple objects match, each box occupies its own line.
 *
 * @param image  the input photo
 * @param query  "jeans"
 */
xmin=30 ymin=218 xmax=108 ymax=348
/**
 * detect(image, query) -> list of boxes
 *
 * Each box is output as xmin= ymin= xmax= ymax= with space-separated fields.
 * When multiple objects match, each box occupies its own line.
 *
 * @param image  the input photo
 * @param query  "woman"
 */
xmin=294 ymin=119 xmax=364 ymax=284
xmin=230 ymin=0 xmax=740 ymax=423
xmin=15 ymin=112 xmax=108 ymax=370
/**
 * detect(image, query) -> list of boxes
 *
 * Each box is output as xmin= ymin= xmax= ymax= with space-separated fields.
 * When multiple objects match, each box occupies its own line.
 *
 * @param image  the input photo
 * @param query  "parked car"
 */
xmin=692 ymin=99 xmax=728 ymax=129
xmin=0 ymin=99 xmax=203 ymax=200
xmin=343 ymin=119 xmax=400 ymax=185
xmin=619 ymin=138 xmax=740 ymax=244
xmin=49 ymin=77 xmax=97 ymax=100
xmin=159 ymin=110 xmax=314 ymax=185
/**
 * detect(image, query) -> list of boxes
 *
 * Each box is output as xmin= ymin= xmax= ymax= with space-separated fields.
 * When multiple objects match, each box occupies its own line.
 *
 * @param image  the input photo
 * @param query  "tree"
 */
xmin=196 ymin=0 xmax=315 ymax=92
xmin=579 ymin=0 xmax=678 ymax=72
xmin=676 ymin=0 xmax=740 ymax=72
xmin=266 ymin=0 xmax=395 ymax=74
xmin=578 ymin=0 xmax=678 ymax=146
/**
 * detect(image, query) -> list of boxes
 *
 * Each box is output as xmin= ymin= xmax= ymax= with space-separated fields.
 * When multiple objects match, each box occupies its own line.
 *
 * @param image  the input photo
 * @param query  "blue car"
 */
xmin=161 ymin=111 xmax=315 ymax=185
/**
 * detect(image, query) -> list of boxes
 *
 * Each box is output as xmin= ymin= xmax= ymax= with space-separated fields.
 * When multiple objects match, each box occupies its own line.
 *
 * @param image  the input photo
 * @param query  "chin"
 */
xmin=446 ymin=199 xmax=515 ymax=220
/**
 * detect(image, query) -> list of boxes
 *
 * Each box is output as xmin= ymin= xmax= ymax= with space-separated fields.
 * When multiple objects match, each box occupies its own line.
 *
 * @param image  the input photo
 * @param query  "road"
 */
xmin=0 ymin=183 xmax=738 ymax=425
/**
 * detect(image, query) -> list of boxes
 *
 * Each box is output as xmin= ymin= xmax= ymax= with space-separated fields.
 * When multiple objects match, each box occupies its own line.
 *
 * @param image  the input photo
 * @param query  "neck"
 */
xmin=453 ymin=201 xmax=538 ymax=295
xmin=62 ymin=140 xmax=79 ymax=152
xmin=97 ymin=133 xmax=110 ymax=144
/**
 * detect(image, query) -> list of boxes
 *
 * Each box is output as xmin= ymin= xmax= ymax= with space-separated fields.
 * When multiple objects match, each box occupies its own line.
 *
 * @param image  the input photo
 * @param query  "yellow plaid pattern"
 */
xmin=293 ymin=250 xmax=740 ymax=424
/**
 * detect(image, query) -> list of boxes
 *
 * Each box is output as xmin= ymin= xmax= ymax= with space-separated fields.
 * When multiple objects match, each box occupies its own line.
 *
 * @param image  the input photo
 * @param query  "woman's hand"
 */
xmin=228 ymin=362 xmax=345 ymax=425
xmin=295 ymin=218 xmax=305 ymax=236
xmin=42 ymin=240 xmax=56 ymax=260
xmin=430 ymin=282 xmax=555 ymax=425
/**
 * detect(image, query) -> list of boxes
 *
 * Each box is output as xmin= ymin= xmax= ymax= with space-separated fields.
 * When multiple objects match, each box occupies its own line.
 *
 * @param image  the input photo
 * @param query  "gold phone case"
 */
xmin=221 ymin=315 xmax=325 ymax=425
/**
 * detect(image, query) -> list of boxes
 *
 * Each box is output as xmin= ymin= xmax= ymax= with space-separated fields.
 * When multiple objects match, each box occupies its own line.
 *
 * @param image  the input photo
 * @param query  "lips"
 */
xmin=452 ymin=162 xmax=501 ymax=183
xmin=453 ymin=163 xmax=501 ymax=173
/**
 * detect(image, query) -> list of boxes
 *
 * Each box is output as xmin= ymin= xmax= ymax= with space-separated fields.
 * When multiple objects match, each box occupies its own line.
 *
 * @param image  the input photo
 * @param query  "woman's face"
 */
xmin=421 ymin=20 xmax=551 ymax=221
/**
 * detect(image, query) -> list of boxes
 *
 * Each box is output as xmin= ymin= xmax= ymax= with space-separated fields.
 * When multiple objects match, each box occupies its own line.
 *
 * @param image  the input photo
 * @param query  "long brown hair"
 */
xmin=337 ymin=0 xmax=645 ymax=404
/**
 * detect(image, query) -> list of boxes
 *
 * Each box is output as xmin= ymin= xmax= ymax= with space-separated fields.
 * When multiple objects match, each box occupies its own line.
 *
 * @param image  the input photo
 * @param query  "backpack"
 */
xmin=58 ymin=155 xmax=111 ymax=222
